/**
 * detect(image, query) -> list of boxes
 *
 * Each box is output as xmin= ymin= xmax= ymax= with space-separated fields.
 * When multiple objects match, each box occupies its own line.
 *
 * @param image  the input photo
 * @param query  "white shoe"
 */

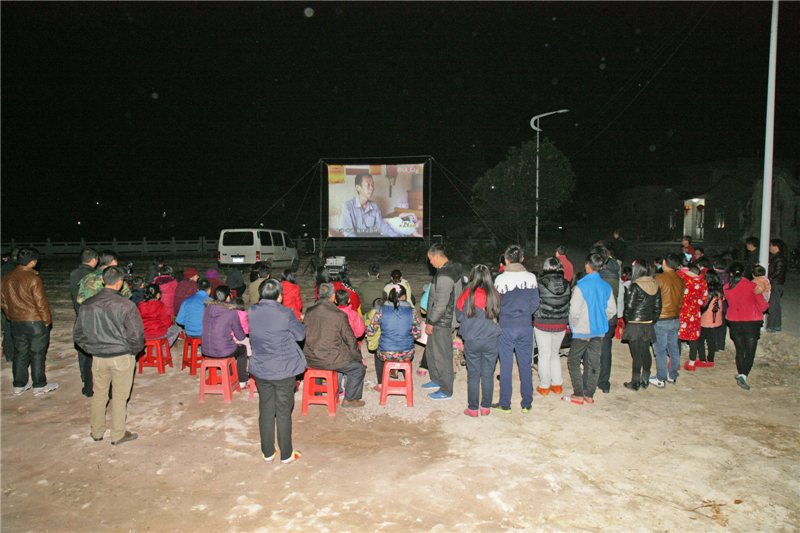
xmin=33 ymin=382 xmax=58 ymax=396
xmin=648 ymin=376 xmax=665 ymax=388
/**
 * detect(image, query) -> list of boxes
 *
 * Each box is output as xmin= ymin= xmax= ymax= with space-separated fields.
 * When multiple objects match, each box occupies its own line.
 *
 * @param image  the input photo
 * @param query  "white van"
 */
xmin=217 ymin=229 xmax=300 ymax=271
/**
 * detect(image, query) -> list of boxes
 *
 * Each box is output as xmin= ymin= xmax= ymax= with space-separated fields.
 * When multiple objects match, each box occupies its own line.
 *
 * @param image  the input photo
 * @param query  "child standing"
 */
xmin=455 ymin=265 xmax=502 ymax=417
xmin=751 ymin=265 xmax=771 ymax=302
xmin=678 ymin=261 xmax=709 ymax=371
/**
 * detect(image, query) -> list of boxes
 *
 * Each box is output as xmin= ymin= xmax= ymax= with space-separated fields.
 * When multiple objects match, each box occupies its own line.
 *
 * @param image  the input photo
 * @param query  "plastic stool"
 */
xmin=199 ymin=357 xmax=240 ymax=403
xmin=301 ymin=369 xmax=338 ymax=416
xmin=247 ymin=377 xmax=257 ymax=401
xmin=380 ymin=361 xmax=413 ymax=406
xmin=182 ymin=336 xmax=203 ymax=376
xmin=139 ymin=338 xmax=173 ymax=374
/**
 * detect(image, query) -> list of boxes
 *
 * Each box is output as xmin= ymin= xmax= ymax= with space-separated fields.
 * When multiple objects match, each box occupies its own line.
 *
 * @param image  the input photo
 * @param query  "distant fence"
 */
xmin=0 ymin=238 xmax=219 ymax=256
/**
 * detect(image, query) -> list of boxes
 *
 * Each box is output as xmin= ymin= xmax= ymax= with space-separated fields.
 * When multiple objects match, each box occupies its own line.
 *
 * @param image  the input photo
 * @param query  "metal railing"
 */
xmin=0 ymin=237 xmax=219 ymax=256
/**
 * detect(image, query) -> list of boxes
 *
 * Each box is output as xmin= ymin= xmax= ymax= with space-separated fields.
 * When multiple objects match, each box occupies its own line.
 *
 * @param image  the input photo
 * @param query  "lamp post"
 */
xmin=530 ymin=109 xmax=569 ymax=257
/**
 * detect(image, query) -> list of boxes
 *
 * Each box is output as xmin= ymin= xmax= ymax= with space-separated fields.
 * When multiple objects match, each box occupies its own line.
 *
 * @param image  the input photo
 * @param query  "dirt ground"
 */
xmin=2 ymin=253 xmax=798 ymax=532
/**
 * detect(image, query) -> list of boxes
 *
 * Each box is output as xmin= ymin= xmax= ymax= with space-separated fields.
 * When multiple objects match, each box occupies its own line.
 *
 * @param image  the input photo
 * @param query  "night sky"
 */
xmin=2 ymin=2 xmax=798 ymax=241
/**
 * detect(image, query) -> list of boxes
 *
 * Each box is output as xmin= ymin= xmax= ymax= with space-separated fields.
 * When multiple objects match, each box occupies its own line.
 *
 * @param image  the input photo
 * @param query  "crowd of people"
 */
xmin=0 ymin=233 xmax=789 ymax=463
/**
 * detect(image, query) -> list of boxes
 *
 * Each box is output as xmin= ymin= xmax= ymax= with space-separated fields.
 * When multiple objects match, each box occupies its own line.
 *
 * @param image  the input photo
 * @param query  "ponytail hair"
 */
xmin=727 ymin=262 xmax=745 ymax=289
xmin=144 ymin=283 xmax=161 ymax=301
xmin=387 ymin=284 xmax=407 ymax=310
xmin=465 ymin=264 xmax=501 ymax=320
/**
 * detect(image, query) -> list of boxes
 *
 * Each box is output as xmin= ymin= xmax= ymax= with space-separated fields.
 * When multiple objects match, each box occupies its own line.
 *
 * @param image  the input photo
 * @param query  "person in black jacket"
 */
xmin=74 ymin=266 xmax=145 ymax=446
xmin=69 ymin=247 xmax=98 ymax=397
xmin=533 ymin=257 xmax=571 ymax=396
xmin=621 ymin=258 xmax=662 ymax=391
xmin=766 ymin=239 xmax=787 ymax=332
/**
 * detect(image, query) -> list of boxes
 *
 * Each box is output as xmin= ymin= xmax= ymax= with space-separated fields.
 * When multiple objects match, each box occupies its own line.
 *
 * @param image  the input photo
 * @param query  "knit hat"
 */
xmin=184 ymin=267 xmax=199 ymax=279
xmin=205 ymin=269 xmax=219 ymax=279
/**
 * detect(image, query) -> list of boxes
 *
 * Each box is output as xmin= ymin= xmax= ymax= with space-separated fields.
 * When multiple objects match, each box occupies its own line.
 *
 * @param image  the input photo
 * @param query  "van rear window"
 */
xmin=222 ymin=232 xmax=254 ymax=246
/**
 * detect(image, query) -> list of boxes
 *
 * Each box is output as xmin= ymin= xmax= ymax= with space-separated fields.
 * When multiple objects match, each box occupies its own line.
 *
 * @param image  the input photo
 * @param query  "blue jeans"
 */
xmin=653 ymin=319 xmax=680 ymax=381
xmin=464 ymin=337 xmax=499 ymax=410
xmin=497 ymin=326 xmax=534 ymax=409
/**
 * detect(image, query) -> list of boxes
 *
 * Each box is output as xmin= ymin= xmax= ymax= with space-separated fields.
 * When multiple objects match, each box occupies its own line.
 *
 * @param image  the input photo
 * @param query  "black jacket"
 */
xmin=534 ymin=273 xmax=571 ymax=325
xmin=623 ymin=277 xmax=662 ymax=323
xmin=73 ymin=288 xmax=145 ymax=358
xmin=769 ymin=251 xmax=786 ymax=286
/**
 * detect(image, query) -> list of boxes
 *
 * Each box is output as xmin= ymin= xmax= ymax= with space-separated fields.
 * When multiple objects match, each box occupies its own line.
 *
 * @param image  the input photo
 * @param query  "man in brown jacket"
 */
xmin=303 ymin=282 xmax=366 ymax=407
xmin=0 ymin=248 xmax=58 ymax=396
xmin=651 ymin=253 xmax=685 ymax=388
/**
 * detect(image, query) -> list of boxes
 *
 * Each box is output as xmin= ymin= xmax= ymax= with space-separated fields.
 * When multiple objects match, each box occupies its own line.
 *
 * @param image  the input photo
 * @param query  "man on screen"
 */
xmin=341 ymin=173 xmax=420 ymax=237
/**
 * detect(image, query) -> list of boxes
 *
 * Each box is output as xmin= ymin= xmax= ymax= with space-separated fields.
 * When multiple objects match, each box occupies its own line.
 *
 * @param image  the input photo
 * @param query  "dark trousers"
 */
xmin=205 ymin=344 xmax=249 ymax=383
xmin=253 ymin=375 xmax=296 ymax=461
xmin=688 ymin=339 xmax=700 ymax=362
xmin=11 ymin=321 xmax=50 ymax=388
xmin=698 ymin=326 xmax=718 ymax=362
xmin=464 ymin=337 xmax=498 ymax=410
xmin=497 ymin=326 xmax=534 ymax=409
xmin=75 ymin=343 xmax=93 ymax=394
xmin=418 ymin=346 xmax=428 ymax=371
xmin=597 ymin=317 xmax=616 ymax=392
xmin=628 ymin=339 xmax=652 ymax=382
xmin=2 ymin=312 xmax=15 ymax=363
xmin=427 ymin=326 xmax=455 ymax=397
xmin=569 ymin=337 xmax=602 ymax=398
xmin=337 ymin=361 xmax=366 ymax=401
xmin=729 ymin=321 xmax=761 ymax=376
xmin=716 ymin=319 xmax=728 ymax=351
xmin=766 ymin=285 xmax=783 ymax=330
xmin=374 ymin=353 xmax=385 ymax=385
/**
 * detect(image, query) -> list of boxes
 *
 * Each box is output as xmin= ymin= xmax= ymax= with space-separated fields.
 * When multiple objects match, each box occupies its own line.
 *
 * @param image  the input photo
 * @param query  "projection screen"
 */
xmin=327 ymin=163 xmax=425 ymax=238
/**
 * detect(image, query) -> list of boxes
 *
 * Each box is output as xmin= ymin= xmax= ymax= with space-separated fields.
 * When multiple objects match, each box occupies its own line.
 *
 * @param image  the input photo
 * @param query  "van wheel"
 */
xmin=291 ymin=258 xmax=299 ymax=272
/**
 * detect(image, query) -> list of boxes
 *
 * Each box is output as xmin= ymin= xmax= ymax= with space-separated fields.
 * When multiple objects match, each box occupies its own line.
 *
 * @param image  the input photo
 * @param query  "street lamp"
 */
xmin=530 ymin=109 xmax=569 ymax=257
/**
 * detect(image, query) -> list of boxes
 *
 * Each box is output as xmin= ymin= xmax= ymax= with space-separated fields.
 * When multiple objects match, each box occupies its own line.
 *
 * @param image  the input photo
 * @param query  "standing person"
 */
xmin=651 ymin=254 xmax=685 ymax=388
xmin=357 ymin=263 xmax=384 ymax=315
xmin=367 ymin=284 xmax=421 ymax=390
xmin=138 ymin=284 xmax=182 ymax=347
xmin=202 ymin=286 xmax=249 ymax=389
xmin=743 ymin=237 xmax=760 ymax=280
xmin=724 ymin=262 xmax=769 ymax=390
xmin=766 ymin=239 xmax=787 ymax=332
xmin=678 ymin=261 xmax=708 ymax=372
xmin=280 ymin=269 xmax=303 ymax=320
xmin=610 ymin=230 xmax=627 ymax=264
xmin=555 ymin=245 xmax=574 ymax=284
xmin=304 ymin=283 xmax=367 ymax=407
xmin=681 ymin=236 xmax=695 ymax=260
xmin=1 ymin=248 xmax=20 ymax=363
xmin=533 ymin=258 xmax=571 ymax=396
xmin=153 ymin=266 xmax=178 ymax=316
xmin=455 ymin=265 xmax=502 ymax=416
xmin=698 ymin=269 xmax=724 ymax=368
xmin=248 ymin=279 xmax=306 ymax=464
xmin=226 ymin=266 xmax=246 ymax=299
xmin=1 ymin=248 xmax=57 ymax=396
xmin=77 ymin=250 xmax=132 ymax=303
xmin=592 ymin=243 xmax=619 ymax=395
xmin=423 ymin=244 xmax=464 ymax=401
xmin=562 ymin=253 xmax=616 ymax=405
xmin=70 ymin=247 xmax=98 ymax=397
xmin=492 ymin=244 xmax=538 ymax=413
xmin=621 ymin=259 xmax=662 ymax=391
xmin=713 ymin=258 xmax=730 ymax=351
xmin=174 ymin=267 xmax=199 ymax=317
xmin=73 ymin=266 xmax=144 ymax=445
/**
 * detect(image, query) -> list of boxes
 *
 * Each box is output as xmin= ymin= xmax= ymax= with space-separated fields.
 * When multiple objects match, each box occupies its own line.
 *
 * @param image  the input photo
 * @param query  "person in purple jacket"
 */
xmin=201 ymin=285 xmax=248 ymax=388
xmin=492 ymin=245 xmax=539 ymax=414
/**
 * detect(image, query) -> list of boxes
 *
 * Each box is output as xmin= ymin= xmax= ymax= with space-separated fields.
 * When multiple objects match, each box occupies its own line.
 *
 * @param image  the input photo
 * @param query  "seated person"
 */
xmin=174 ymin=267 xmax=199 ymax=315
xmin=202 ymin=285 xmax=249 ymax=389
xmin=176 ymin=279 xmax=212 ymax=339
xmin=205 ymin=269 xmax=227 ymax=298
xmin=138 ymin=284 xmax=182 ymax=346
xmin=367 ymin=285 xmax=421 ymax=388
xmin=341 ymin=172 xmax=421 ymax=237
xmin=383 ymin=269 xmax=415 ymax=305
xmin=280 ymin=269 xmax=303 ymax=320
xmin=153 ymin=266 xmax=178 ymax=316
xmin=226 ymin=266 xmax=246 ymax=299
xmin=357 ymin=263 xmax=384 ymax=312
xmin=303 ymin=283 xmax=366 ymax=407
xmin=245 ymin=263 xmax=271 ymax=308
xmin=130 ymin=276 xmax=147 ymax=307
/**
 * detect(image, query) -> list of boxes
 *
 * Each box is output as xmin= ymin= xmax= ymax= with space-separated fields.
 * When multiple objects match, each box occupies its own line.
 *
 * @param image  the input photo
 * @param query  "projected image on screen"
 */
xmin=327 ymin=163 xmax=424 ymax=238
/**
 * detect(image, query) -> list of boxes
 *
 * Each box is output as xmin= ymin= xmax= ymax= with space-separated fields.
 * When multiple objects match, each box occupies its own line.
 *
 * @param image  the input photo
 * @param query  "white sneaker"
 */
xmin=32 ymin=382 xmax=58 ymax=396
xmin=13 ymin=383 xmax=32 ymax=396
xmin=648 ymin=376 xmax=665 ymax=388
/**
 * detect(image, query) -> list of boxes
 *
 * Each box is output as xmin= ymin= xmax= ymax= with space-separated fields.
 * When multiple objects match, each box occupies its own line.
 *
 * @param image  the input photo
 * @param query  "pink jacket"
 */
xmin=700 ymin=295 xmax=724 ymax=328
xmin=339 ymin=305 xmax=366 ymax=339
xmin=236 ymin=309 xmax=249 ymax=335
xmin=724 ymin=278 xmax=768 ymax=322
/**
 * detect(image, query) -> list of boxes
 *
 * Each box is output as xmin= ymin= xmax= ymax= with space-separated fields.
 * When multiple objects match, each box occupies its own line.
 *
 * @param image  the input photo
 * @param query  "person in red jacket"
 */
xmin=138 ymin=284 xmax=182 ymax=346
xmin=280 ymin=269 xmax=303 ymax=320
xmin=174 ymin=267 xmax=199 ymax=316
xmin=723 ymin=262 xmax=769 ymax=390
xmin=153 ymin=266 xmax=179 ymax=316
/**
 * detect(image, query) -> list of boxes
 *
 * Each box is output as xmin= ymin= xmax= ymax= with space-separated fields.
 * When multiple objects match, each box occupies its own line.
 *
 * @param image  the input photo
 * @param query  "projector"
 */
xmin=324 ymin=256 xmax=348 ymax=275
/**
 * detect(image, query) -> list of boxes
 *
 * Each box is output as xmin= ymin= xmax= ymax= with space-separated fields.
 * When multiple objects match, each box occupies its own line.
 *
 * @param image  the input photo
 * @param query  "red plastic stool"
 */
xmin=301 ymin=368 xmax=338 ymax=416
xmin=247 ymin=377 xmax=257 ymax=401
xmin=380 ymin=361 xmax=414 ymax=406
xmin=182 ymin=336 xmax=203 ymax=376
xmin=139 ymin=338 xmax=173 ymax=374
xmin=199 ymin=357 xmax=240 ymax=403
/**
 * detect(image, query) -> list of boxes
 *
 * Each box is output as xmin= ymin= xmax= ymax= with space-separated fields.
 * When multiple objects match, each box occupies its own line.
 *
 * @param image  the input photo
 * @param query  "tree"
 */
xmin=472 ymin=138 xmax=575 ymax=247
